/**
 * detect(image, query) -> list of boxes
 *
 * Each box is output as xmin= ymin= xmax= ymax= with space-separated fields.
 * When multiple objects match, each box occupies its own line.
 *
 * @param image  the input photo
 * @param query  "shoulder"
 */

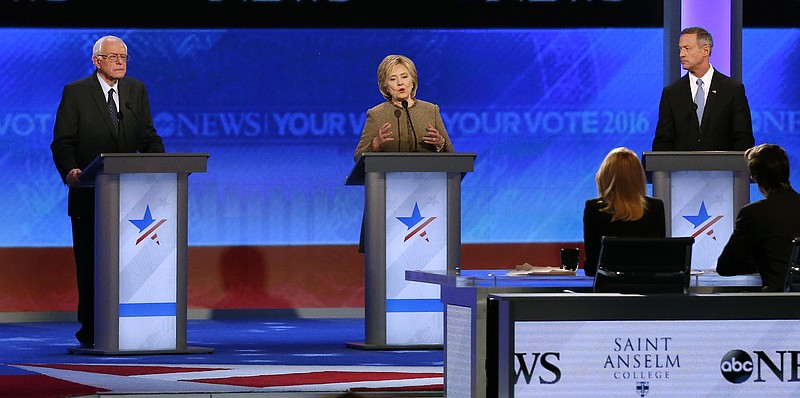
xmin=711 ymin=71 xmax=742 ymax=89
xmin=414 ymin=99 xmax=436 ymax=107
xmin=645 ymin=196 xmax=664 ymax=207
xmin=664 ymin=75 xmax=689 ymax=92
xmin=120 ymin=76 xmax=146 ymax=90
xmin=711 ymin=70 xmax=732 ymax=83
xmin=749 ymin=189 xmax=800 ymax=212
xmin=584 ymin=197 xmax=603 ymax=210
xmin=63 ymin=74 xmax=97 ymax=92
xmin=644 ymin=196 xmax=665 ymax=215
xmin=367 ymin=101 xmax=394 ymax=114
xmin=413 ymin=99 xmax=440 ymax=112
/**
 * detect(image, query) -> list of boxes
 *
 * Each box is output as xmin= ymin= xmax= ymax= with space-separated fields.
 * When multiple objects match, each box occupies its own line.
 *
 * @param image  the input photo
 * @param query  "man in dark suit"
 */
xmin=51 ymin=35 xmax=165 ymax=348
xmin=652 ymin=27 xmax=754 ymax=151
xmin=716 ymin=144 xmax=800 ymax=292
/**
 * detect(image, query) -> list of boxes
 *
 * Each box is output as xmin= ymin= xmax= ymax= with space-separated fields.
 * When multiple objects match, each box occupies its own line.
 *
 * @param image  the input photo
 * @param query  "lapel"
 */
xmin=680 ymin=75 xmax=701 ymax=131
xmin=89 ymin=72 xmax=119 ymax=141
xmin=701 ymin=72 xmax=722 ymax=128
xmin=117 ymin=77 xmax=129 ymax=115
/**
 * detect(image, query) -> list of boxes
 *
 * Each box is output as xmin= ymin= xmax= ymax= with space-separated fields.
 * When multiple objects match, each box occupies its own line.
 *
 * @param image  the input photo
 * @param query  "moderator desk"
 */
xmin=489 ymin=292 xmax=800 ymax=397
xmin=406 ymin=269 xmax=763 ymax=398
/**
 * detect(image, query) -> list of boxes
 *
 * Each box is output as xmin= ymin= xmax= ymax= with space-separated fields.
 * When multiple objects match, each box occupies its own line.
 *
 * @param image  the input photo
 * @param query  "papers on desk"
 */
xmin=507 ymin=262 xmax=577 ymax=276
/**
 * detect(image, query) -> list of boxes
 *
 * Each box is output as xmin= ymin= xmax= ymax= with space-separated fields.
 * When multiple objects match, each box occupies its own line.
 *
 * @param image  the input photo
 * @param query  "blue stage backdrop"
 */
xmin=1 ymin=28 xmax=798 ymax=247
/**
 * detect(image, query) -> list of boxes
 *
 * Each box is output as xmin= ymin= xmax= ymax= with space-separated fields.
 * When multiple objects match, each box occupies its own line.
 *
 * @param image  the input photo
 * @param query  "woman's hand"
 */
xmin=424 ymin=124 xmax=445 ymax=150
xmin=372 ymin=122 xmax=395 ymax=151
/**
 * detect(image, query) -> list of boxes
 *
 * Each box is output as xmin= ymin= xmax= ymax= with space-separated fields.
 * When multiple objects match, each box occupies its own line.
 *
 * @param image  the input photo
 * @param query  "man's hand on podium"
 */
xmin=67 ymin=168 xmax=82 ymax=187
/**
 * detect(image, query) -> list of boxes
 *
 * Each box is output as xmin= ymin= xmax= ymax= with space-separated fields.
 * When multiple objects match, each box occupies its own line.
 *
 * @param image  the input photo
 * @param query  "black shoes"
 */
xmin=78 ymin=341 xmax=94 ymax=349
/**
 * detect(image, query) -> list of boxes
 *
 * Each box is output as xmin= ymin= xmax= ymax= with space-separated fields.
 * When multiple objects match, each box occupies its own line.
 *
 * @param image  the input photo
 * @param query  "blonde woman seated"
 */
xmin=583 ymin=147 xmax=666 ymax=277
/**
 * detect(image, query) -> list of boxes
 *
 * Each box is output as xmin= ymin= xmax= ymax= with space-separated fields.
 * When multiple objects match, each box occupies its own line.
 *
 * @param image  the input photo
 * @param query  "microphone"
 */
xmin=401 ymin=100 xmax=418 ymax=151
xmin=124 ymin=102 xmax=140 ymax=123
xmin=113 ymin=106 xmax=125 ymax=149
xmin=692 ymin=102 xmax=698 ymax=111
xmin=393 ymin=109 xmax=402 ymax=152
xmin=124 ymin=102 xmax=150 ymax=138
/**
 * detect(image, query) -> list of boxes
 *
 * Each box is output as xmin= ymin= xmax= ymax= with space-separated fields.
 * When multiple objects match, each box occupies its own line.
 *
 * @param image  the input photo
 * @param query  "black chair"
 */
xmin=594 ymin=236 xmax=695 ymax=294
xmin=784 ymin=237 xmax=800 ymax=292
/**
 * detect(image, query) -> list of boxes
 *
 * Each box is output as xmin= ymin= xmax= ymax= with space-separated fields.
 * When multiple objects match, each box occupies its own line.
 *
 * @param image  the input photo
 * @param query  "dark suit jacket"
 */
xmin=583 ymin=196 xmax=666 ymax=276
xmin=652 ymin=71 xmax=754 ymax=151
xmin=716 ymin=188 xmax=800 ymax=292
xmin=51 ymin=72 xmax=165 ymax=218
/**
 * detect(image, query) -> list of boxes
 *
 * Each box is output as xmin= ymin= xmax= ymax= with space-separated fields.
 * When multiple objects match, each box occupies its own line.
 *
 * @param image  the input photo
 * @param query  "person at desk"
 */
xmin=583 ymin=148 xmax=666 ymax=277
xmin=353 ymin=55 xmax=455 ymax=252
xmin=353 ymin=54 xmax=454 ymax=161
xmin=716 ymin=144 xmax=800 ymax=292
xmin=652 ymin=26 xmax=754 ymax=151
xmin=51 ymin=35 xmax=165 ymax=348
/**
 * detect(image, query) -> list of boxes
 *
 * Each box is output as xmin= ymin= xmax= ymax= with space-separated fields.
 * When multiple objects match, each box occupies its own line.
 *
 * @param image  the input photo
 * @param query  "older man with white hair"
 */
xmin=51 ymin=35 xmax=165 ymax=348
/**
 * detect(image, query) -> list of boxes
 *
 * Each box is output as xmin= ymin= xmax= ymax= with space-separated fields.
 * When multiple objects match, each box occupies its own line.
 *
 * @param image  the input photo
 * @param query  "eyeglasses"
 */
xmin=97 ymin=53 xmax=130 ymax=62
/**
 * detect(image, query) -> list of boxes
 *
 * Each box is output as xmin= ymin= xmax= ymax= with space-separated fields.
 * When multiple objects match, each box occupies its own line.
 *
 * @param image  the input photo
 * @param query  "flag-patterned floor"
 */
xmin=2 ymin=363 xmax=443 ymax=397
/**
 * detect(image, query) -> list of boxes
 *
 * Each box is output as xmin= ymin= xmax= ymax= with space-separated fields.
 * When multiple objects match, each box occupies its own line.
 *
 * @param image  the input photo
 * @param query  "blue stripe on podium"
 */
xmin=119 ymin=303 xmax=177 ymax=317
xmin=385 ymin=299 xmax=443 ymax=313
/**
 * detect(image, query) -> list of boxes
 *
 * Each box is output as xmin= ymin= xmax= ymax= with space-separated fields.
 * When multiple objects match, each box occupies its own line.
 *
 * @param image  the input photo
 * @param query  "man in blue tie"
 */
xmin=652 ymin=27 xmax=754 ymax=151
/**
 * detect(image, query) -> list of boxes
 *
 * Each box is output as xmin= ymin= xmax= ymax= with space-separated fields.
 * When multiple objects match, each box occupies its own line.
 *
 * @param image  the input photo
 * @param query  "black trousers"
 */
xmin=71 ymin=214 xmax=94 ymax=345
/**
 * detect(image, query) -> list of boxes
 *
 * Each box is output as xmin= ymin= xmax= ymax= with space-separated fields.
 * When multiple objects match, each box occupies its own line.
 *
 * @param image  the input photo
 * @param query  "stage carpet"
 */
xmin=0 ymin=318 xmax=444 ymax=397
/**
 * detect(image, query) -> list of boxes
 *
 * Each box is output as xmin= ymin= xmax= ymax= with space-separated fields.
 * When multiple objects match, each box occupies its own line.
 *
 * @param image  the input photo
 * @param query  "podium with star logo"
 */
xmin=69 ymin=153 xmax=211 ymax=355
xmin=347 ymin=152 xmax=476 ymax=349
xmin=643 ymin=151 xmax=750 ymax=270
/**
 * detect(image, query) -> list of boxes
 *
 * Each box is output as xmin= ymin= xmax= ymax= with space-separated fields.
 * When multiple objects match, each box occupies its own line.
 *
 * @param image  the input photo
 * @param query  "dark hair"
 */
xmin=746 ymin=144 xmax=791 ymax=193
xmin=681 ymin=26 xmax=714 ymax=55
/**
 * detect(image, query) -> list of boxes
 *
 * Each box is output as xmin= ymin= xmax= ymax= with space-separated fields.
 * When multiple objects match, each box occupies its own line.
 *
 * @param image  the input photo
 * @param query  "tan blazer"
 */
xmin=354 ymin=99 xmax=455 ymax=161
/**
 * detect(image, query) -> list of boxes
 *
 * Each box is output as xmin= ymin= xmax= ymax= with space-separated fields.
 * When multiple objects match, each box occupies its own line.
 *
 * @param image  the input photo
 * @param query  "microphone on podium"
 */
xmin=394 ymin=109 xmax=402 ymax=152
xmin=125 ymin=102 xmax=141 ymax=124
xmin=401 ymin=100 xmax=418 ymax=151
xmin=125 ymin=102 xmax=153 ymax=139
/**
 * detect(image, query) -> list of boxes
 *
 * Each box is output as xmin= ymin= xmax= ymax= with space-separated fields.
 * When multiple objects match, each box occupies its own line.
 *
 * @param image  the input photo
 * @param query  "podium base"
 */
xmin=346 ymin=341 xmax=442 ymax=351
xmin=67 ymin=345 xmax=214 ymax=356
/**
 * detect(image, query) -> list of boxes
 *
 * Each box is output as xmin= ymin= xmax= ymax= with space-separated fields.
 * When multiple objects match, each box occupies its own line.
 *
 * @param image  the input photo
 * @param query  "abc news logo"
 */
xmin=721 ymin=349 xmax=800 ymax=383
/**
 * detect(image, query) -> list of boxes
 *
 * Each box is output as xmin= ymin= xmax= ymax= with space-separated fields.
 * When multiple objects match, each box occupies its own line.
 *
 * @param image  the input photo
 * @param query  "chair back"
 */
xmin=594 ymin=236 xmax=695 ymax=294
xmin=784 ymin=237 xmax=800 ymax=292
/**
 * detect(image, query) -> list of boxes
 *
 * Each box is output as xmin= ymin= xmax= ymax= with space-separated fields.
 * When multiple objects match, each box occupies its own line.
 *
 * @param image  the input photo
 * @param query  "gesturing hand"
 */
xmin=424 ymin=124 xmax=444 ymax=147
xmin=372 ymin=122 xmax=395 ymax=151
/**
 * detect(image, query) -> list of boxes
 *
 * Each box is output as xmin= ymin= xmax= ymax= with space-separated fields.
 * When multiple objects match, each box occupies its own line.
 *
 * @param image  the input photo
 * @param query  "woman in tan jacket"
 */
xmin=353 ymin=54 xmax=455 ymax=161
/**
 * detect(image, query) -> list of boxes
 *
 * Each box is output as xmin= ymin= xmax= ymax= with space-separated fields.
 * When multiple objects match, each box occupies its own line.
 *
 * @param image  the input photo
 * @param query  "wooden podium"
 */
xmin=69 ymin=153 xmax=212 ymax=355
xmin=643 ymin=151 xmax=750 ymax=270
xmin=346 ymin=152 xmax=476 ymax=349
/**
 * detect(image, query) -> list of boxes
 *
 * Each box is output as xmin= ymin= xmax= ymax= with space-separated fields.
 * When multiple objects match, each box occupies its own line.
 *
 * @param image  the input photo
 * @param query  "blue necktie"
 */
xmin=107 ymin=88 xmax=119 ymax=133
xmin=694 ymin=79 xmax=705 ymax=126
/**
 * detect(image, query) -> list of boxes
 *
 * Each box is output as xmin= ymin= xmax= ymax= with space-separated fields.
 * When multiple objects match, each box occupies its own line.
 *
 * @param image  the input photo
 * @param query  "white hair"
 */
xmin=92 ymin=35 xmax=127 ymax=56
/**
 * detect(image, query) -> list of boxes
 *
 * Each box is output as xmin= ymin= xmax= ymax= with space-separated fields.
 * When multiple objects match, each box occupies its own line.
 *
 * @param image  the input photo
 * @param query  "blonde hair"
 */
xmin=595 ymin=147 xmax=648 ymax=222
xmin=377 ymin=55 xmax=418 ymax=100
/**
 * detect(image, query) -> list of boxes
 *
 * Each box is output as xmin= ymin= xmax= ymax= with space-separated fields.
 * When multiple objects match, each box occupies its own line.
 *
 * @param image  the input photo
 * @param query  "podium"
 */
xmin=69 ymin=153 xmax=212 ymax=355
xmin=346 ymin=152 xmax=476 ymax=349
xmin=643 ymin=151 xmax=750 ymax=270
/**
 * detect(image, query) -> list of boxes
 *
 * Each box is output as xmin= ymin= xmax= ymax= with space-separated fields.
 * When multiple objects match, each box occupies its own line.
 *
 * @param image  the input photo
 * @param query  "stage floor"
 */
xmin=0 ymin=318 xmax=444 ymax=397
